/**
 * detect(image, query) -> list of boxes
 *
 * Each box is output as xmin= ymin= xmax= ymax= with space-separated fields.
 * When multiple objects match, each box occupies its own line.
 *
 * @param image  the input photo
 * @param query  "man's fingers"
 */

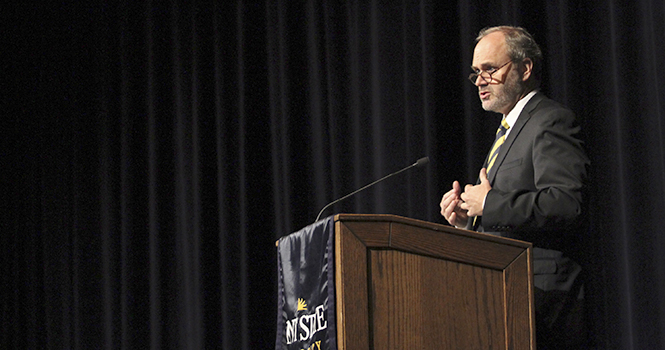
xmin=442 ymin=198 xmax=463 ymax=222
xmin=479 ymin=168 xmax=489 ymax=183
xmin=440 ymin=181 xmax=468 ymax=226
xmin=441 ymin=198 xmax=456 ymax=217
xmin=442 ymin=189 xmax=455 ymax=202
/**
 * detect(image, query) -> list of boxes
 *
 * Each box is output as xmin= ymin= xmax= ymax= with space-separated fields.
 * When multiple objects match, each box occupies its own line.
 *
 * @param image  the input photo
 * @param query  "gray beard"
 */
xmin=483 ymin=71 xmax=525 ymax=114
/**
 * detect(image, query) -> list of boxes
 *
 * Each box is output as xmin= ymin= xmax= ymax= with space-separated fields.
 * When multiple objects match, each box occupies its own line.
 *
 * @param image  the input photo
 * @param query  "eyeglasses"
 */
xmin=468 ymin=60 xmax=513 ymax=84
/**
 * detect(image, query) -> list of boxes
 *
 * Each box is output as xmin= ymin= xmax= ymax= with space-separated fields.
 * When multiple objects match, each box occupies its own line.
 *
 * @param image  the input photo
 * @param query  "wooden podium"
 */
xmin=333 ymin=214 xmax=535 ymax=350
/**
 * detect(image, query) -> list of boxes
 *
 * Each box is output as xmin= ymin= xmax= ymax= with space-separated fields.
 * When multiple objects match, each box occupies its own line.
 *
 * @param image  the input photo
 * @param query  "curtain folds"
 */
xmin=4 ymin=0 xmax=665 ymax=349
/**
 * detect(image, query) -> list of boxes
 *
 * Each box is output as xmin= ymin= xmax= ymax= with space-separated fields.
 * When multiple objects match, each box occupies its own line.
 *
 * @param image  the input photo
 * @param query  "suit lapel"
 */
xmin=487 ymin=92 xmax=544 ymax=185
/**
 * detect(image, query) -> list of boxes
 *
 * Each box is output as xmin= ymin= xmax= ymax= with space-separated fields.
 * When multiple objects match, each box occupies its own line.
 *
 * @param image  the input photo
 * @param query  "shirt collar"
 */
xmin=503 ymin=90 xmax=538 ymax=129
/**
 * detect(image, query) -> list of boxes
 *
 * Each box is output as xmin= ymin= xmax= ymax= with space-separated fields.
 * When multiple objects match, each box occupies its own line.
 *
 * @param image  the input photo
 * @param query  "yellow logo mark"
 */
xmin=297 ymin=298 xmax=308 ymax=311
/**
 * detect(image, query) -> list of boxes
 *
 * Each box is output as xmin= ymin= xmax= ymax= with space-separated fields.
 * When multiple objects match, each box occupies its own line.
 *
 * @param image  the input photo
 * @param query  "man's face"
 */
xmin=471 ymin=32 xmax=524 ymax=115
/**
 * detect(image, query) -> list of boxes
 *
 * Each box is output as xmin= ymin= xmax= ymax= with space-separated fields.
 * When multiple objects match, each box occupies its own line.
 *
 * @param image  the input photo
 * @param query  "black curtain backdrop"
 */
xmin=4 ymin=1 xmax=665 ymax=349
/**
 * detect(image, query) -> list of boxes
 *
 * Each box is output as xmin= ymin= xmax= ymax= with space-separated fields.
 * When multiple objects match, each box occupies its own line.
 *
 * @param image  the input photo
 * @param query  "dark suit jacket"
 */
xmin=468 ymin=92 xmax=590 ymax=347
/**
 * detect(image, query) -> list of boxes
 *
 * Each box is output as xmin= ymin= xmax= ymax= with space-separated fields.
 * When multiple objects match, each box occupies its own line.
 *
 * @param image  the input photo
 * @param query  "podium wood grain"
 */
xmin=334 ymin=214 xmax=535 ymax=350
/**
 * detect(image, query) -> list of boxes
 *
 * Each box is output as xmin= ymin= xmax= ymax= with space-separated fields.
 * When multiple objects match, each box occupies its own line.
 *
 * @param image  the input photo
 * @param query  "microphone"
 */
xmin=315 ymin=157 xmax=429 ymax=222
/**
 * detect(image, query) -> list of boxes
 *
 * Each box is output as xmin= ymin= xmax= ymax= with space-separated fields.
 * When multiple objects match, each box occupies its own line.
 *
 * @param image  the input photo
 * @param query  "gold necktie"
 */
xmin=486 ymin=119 xmax=510 ymax=176
xmin=472 ymin=119 xmax=510 ymax=230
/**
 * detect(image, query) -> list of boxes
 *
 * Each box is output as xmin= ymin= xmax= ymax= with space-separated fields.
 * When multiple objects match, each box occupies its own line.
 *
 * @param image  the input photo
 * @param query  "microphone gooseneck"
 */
xmin=314 ymin=156 xmax=429 ymax=222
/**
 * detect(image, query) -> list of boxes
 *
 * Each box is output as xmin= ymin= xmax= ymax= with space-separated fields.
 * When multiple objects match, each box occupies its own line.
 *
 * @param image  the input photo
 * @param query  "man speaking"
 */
xmin=440 ymin=26 xmax=590 ymax=349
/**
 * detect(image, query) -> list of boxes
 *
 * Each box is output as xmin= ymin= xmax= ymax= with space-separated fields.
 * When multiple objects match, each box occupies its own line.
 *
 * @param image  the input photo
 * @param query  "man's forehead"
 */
xmin=472 ymin=33 xmax=509 ymax=68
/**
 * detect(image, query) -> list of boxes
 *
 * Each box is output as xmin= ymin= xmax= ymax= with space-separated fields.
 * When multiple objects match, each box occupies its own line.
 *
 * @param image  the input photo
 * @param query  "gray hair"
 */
xmin=476 ymin=26 xmax=543 ymax=83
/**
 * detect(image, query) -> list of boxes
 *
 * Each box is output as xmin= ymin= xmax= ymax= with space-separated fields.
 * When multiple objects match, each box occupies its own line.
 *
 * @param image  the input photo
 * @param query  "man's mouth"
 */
xmin=479 ymin=91 xmax=491 ymax=100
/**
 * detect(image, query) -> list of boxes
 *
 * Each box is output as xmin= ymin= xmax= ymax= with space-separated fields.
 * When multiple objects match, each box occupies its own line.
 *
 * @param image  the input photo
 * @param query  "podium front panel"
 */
xmin=333 ymin=214 xmax=535 ymax=350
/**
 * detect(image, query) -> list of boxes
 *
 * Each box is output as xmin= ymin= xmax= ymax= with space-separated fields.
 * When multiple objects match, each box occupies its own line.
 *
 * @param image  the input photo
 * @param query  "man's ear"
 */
xmin=521 ymin=58 xmax=533 ymax=82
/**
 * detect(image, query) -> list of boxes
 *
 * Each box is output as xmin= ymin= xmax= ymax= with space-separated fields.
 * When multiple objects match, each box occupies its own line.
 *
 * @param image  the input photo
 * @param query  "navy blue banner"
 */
xmin=275 ymin=216 xmax=337 ymax=350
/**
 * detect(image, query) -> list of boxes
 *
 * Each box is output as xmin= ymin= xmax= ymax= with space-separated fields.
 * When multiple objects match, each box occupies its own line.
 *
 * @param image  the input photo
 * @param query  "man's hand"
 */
xmin=460 ymin=168 xmax=492 ymax=217
xmin=440 ymin=180 xmax=469 ymax=227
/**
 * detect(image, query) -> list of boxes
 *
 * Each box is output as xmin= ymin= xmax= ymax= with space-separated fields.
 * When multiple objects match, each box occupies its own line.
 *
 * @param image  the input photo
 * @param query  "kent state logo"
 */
xmin=284 ymin=298 xmax=328 ymax=349
xmin=297 ymin=298 xmax=308 ymax=312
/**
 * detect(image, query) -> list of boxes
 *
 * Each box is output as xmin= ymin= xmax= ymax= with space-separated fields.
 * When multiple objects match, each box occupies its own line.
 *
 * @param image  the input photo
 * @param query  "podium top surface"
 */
xmin=333 ymin=213 xmax=531 ymax=269
xmin=334 ymin=213 xmax=530 ymax=248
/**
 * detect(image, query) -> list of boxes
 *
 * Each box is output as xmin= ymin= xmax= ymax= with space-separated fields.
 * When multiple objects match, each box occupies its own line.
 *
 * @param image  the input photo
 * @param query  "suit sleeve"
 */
xmin=481 ymin=105 xmax=589 ymax=244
